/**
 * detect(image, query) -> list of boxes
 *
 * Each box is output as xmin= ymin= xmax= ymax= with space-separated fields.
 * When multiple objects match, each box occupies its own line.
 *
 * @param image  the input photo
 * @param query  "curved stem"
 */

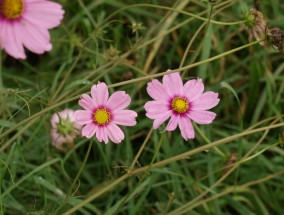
xmin=129 ymin=128 xmax=153 ymax=173
xmin=103 ymin=3 xmax=245 ymax=26
xmin=55 ymin=140 xmax=93 ymax=214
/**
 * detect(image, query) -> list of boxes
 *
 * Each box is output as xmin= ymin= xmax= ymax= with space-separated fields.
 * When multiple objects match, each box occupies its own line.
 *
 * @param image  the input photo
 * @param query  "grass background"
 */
xmin=1 ymin=0 xmax=284 ymax=214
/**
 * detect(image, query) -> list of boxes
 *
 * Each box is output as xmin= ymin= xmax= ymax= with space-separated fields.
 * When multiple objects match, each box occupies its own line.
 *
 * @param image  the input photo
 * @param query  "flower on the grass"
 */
xmin=144 ymin=71 xmax=220 ymax=140
xmin=74 ymin=82 xmax=138 ymax=144
xmin=0 ymin=0 xmax=64 ymax=59
xmin=50 ymin=109 xmax=81 ymax=150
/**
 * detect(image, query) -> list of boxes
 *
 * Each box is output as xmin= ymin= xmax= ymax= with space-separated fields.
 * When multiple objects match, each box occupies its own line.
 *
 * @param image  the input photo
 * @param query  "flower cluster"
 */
xmin=50 ymin=72 xmax=219 ymax=148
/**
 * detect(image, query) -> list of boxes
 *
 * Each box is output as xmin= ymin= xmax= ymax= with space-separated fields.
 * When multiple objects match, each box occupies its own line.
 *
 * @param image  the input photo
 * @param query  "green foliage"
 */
xmin=1 ymin=0 xmax=284 ymax=214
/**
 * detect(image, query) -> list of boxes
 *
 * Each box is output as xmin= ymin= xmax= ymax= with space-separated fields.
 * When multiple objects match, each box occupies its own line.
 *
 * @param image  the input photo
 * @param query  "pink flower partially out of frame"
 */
xmin=144 ymin=72 xmax=220 ymax=140
xmin=0 ymin=0 xmax=64 ymax=59
xmin=74 ymin=82 xmax=138 ymax=144
xmin=50 ymin=109 xmax=81 ymax=150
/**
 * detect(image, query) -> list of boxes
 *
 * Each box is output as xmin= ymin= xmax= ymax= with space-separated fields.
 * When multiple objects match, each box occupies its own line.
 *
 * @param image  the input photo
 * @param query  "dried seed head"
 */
xmin=266 ymin=25 xmax=284 ymax=55
xmin=247 ymin=8 xmax=268 ymax=46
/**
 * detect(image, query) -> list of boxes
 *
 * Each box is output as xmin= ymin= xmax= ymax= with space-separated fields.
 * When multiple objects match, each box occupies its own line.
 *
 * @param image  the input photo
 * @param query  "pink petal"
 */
xmin=101 ymin=127 xmax=109 ymax=144
xmin=106 ymin=123 xmax=125 ymax=144
xmin=151 ymin=111 xmax=172 ymax=129
xmin=165 ymin=115 xmax=179 ymax=131
xmin=162 ymin=72 xmax=183 ymax=96
xmin=187 ymin=110 xmax=216 ymax=124
xmin=91 ymin=83 xmax=109 ymax=106
xmin=107 ymin=91 xmax=131 ymax=111
xmin=80 ymin=94 xmax=97 ymax=110
xmin=50 ymin=113 xmax=60 ymax=128
xmin=2 ymin=22 xmax=26 ymax=59
xmin=24 ymin=1 xmax=64 ymax=29
xmin=191 ymin=92 xmax=220 ymax=111
xmin=19 ymin=20 xmax=52 ymax=54
xmin=183 ymin=79 xmax=204 ymax=102
xmin=66 ymin=109 xmax=76 ymax=121
xmin=59 ymin=109 xmax=69 ymax=119
xmin=82 ymin=123 xmax=98 ymax=138
xmin=144 ymin=101 xmax=169 ymax=118
xmin=178 ymin=117 xmax=195 ymax=140
xmin=74 ymin=110 xmax=93 ymax=125
xmin=147 ymin=79 xmax=169 ymax=101
xmin=96 ymin=127 xmax=103 ymax=142
xmin=112 ymin=110 xmax=137 ymax=126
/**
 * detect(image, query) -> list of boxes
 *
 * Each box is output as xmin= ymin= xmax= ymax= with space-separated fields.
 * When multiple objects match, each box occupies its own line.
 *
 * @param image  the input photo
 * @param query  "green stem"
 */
xmin=129 ymin=128 xmax=153 ymax=172
xmin=103 ymin=3 xmax=245 ymax=26
xmin=55 ymin=140 xmax=93 ymax=214
xmin=114 ymin=132 xmax=164 ymax=213
xmin=64 ymin=174 xmax=129 ymax=214
xmin=194 ymin=124 xmax=226 ymax=158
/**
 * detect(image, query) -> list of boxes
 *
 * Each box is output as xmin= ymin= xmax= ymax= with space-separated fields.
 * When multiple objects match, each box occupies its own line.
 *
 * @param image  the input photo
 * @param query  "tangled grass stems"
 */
xmin=63 ymin=121 xmax=284 ymax=214
xmin=169 ymin=169 xmax=284 ymax=215
xmin=56 ymin=0 xmax=236 ymax=102
xmin=167 ymin=118 xmax=280 ymax=214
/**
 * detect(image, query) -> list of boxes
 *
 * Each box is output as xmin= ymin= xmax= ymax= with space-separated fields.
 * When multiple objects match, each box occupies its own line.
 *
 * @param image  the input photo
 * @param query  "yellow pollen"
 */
xmin=0 ymin=0 xmax=24 ymax=20
xmin=94 ymin=108 xmax=110 ymax=125
xmin=171 ymin=97 xmax=189 ymax=114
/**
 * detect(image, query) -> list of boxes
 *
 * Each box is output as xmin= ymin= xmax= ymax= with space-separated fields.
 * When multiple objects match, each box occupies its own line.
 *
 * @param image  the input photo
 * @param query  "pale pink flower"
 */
xmin=0 ymin=0 xmax=64 ymax=59
xmin=144 ymin=72 xmax=220 ymax=140
xmin=74 ymin=82 xmax=138 ymax=144
xmin=50 ymin=109 xmax=81 ymax=150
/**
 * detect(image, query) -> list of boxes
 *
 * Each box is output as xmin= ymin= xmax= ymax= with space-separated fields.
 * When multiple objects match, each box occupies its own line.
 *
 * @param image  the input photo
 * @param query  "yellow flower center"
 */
xmin=171 ymin=97 xmax=189 ymax=114
xmin=94 ymin=108 xmax=111 ymax=125
xmin=0 ymin=0 xmax=24 ymax=20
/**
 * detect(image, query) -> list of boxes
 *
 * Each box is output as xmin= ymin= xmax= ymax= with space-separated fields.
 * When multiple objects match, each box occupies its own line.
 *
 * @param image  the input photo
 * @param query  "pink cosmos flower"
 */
xmin=144 ymin=72 xmax=220 ymax=140
xmin=50 ymin=109 xmax=81 ymax=150
xmin=74 ymin=82 xmax=138 ymax=144
xmin=0 ymin=0 xmax=64 ymax=59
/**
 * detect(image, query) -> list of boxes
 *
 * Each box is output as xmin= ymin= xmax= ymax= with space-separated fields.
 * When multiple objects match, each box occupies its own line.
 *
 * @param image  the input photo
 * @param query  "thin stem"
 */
xmin=51 ymin=49 xmax=83 ymax=102
xmin=63 ymin=174 xmax=129 ymax=215
xmin=143 ymin=0 xmax=190 ymax=73
xmin=103 ymin=3 xmax=245 ymax=27
xmin=55 ymin=140 xmax=93 ymax=214
xmin=194 ymin=124 xmax=226 ymax=158
xmin=114 ymin=132 xmax=164 ymax=214
xmin=129 ymin=128 xmax=153 ymax=172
